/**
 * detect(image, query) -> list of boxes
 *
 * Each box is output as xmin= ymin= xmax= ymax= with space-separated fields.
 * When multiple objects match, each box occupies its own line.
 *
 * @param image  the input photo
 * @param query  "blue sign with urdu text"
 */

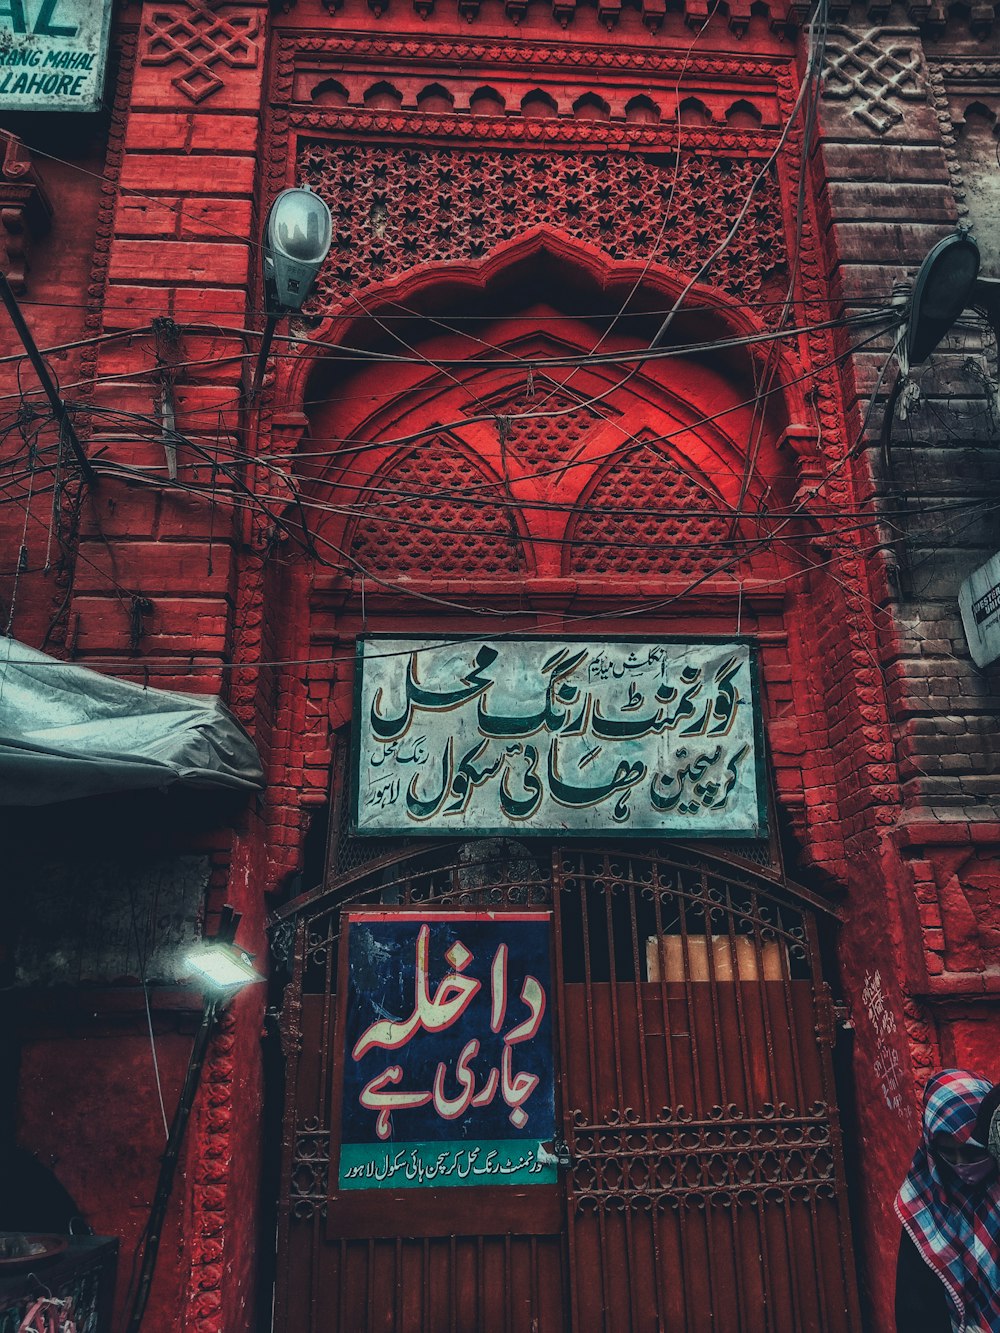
xmin=339 ymin=912 xmax=555 ymax=1189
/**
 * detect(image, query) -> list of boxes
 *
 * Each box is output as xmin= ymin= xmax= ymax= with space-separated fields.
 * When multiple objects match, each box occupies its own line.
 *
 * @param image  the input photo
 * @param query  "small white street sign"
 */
xmin=0 ymin=1 xmax=113 ymax=113
xmin=959 ymin=549 xmax=1000 ymax=668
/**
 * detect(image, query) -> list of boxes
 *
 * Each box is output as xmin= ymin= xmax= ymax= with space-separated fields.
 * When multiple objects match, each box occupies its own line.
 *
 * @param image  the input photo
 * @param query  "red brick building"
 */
xmin=2 ymin=0 xmax=1000 ymax=1329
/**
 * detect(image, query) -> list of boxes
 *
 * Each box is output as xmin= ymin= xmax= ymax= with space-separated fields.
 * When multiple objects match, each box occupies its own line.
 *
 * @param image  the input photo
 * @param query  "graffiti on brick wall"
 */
xmin=141 ymin=0 xmax=260 ymax=104
xmin=823 ymin=28 xmax=926 ymax=135
xmin=861 ymin=968 xmax=914 ymax=1124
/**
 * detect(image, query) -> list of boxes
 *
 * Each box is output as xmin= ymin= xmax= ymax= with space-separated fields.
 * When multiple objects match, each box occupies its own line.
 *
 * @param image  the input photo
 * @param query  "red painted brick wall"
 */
xmin=4 ymin=0 xmax=1000 ymax=1329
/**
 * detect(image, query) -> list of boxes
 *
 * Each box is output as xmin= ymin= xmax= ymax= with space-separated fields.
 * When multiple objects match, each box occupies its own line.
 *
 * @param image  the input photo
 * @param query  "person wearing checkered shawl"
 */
xmin=895 ymin=1069 xmax=1000 ymax=1332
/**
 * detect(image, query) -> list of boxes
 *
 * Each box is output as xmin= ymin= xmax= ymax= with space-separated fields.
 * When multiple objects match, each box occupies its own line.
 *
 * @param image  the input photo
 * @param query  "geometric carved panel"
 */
xmin=348 ymin=439 xmax=526 ymax=577
xmin=141 ymin=1 xmax=262 ymax=104
xmin=822 ymin=27 xmax=926 ymax=135
xmin=299 ymin=143 xmax=788 ymax=315
xmin=567 ymin=444 xmax=733 ymax=577
xmin=466 ymin=383 xmax=603 ymax=475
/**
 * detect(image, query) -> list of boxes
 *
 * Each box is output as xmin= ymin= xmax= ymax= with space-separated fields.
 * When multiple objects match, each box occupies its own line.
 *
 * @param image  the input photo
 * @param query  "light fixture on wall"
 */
xmin=124 ymin=907 xmax=263 ymax=1333
xmin=905 ymin=229 xmax=982 ymax=366
xmin=185 ymin=937 xmax=263 ymax=991
xmin=250 ymin=186 xmax=333 ymax=397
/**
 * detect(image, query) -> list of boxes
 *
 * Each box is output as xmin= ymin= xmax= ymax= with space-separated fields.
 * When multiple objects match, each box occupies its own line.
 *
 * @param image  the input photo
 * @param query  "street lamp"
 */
xmin=905 ymin=229 xmax=982 ymax=366
xmin=886 ymin=228 xmax=1000 ymax=440
xmin=124 ymin=907 xmax=264 ymax=1333
xmin=185 ymin=938 xmax=263 ymax=990
xmin=251 ymin=186 xmax=333 ymax=396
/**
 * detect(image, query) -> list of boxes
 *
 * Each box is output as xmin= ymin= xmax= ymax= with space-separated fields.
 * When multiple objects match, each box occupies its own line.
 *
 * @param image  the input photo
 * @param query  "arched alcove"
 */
xmin=624 ymin=94 xmax=661 ymax=124
xmin=678 ymin=96 xmax=712 ymax=125
xmin=572 ymin=92 xmax=611 ymax=121
xmin=725 ymin=98 xmax=763 ymax=127
xmin=310 ymin=78 xmax=349 ymax=107
xmin=362 ymin=80 xmax=403 ymax=110
xmin=416 ymin=82 xmax=456 ymax=114
xmin=521 ymin=89 xmax=559 ymax=118
xmin=260 ymin=236 xmax=824 ymax=871
xmin=469 ymin=85 xmax=506 ymax=115
xmin=264 ymin=237 xmax=812 ymax=597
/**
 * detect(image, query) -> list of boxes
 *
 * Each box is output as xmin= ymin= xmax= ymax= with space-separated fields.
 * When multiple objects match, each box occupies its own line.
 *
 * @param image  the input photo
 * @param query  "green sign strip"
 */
xmin=339 ymin=1140 xmax=556 ymax=1189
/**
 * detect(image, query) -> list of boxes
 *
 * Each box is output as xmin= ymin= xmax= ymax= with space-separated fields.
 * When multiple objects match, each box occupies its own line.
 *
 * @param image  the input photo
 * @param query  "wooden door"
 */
xmin=553 ymin=848 xmax=861 ymax=1333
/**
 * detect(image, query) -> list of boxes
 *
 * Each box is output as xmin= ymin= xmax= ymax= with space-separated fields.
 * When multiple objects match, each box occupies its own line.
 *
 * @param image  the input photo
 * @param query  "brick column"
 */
xmin=818 ymin=11 xmax=1000 ymax=1327
xmin=73 ymin=6 xmax=270 ymax=1330
xmin=75 ymin=0 xmax=267 ymax=695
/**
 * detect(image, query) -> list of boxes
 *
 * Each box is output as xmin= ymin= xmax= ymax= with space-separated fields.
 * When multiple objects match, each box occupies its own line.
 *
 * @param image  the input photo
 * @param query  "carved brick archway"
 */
xmin=251 ymin=245 xmax=830 ymax=858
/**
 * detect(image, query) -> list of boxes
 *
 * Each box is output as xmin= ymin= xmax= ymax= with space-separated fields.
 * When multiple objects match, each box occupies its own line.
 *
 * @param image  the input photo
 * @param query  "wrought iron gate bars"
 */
xmin=551 ymin=847 xmax=862 ymax=1333
xmin=272 ymin=841 xmax=862 ymax=1333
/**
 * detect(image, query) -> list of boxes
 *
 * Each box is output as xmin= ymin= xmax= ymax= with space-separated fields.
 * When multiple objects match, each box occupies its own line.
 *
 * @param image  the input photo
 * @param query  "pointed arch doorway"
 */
xmin=269 ymin=243 xmax=860 ymax=1330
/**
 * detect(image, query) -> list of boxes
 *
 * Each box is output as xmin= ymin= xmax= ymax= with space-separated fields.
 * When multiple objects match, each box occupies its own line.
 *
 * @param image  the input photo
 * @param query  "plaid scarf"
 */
xmin=895 ymin=1069 xmax=1000 ymax=1333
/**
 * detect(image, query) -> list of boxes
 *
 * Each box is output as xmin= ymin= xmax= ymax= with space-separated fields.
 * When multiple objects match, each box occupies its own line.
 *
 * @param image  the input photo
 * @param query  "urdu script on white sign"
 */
xmin=353 ymin=637 xmax=766 ymax=839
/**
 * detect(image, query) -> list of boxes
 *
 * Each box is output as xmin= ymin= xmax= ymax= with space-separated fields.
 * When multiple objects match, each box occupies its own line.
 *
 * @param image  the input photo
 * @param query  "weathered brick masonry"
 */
xmin=2 ymin=0 xmax=1000 ymax=1327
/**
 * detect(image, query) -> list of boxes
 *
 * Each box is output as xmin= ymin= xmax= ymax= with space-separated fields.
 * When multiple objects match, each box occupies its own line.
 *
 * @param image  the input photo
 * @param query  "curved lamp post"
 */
xmin=124 ymin=907 xmax=264 ymax=1333
xmin=250 ymin=186 xmax=333 ymax=396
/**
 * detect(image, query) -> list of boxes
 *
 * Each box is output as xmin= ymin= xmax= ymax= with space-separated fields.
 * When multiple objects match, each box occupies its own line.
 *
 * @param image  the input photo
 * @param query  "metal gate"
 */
xmin=272 ymin=841 xmax=861 ymax=1333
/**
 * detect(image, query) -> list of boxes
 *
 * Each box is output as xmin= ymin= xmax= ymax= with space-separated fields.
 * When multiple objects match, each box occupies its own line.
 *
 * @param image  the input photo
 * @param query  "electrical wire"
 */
xmin=0 ymin=306 xmax=894 ymax=409
xmin=127 ymin=884 xmax=171 ymax=1143
xmin=0 ymin=329 xmax=913 ymax=670
xmin=0 ymin=24 xmax=915 ymax=676
xmin=0 ymin=319 xmax=894 ymax=601
xmin=66 ymin=325 xmax=877 ymax=540
xmin=11 ymin=290 xmax=883 ymax=323
xmin=7 ymin=40 xmax=874 ymax=457
xmin=71 ymin=314 xmax=892 ymax=498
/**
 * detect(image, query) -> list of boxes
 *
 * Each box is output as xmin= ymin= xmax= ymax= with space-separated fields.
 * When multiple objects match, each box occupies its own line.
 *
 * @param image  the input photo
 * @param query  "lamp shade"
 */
xmin=263 ymin=187 xmax=333 ymax=313
xmin=906 ymin=231 xmax=981 ymax=366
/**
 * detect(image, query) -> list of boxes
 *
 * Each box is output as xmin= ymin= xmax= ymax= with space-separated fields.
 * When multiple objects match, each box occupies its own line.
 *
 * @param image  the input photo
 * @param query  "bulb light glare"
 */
xmin=185 ymin=942 xmax=263 ymax=992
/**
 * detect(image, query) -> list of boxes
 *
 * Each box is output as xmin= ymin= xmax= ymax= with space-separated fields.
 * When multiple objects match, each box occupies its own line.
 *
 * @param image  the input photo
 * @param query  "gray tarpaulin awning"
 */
xmin=0 ymin=638 xmax=264 ymax=805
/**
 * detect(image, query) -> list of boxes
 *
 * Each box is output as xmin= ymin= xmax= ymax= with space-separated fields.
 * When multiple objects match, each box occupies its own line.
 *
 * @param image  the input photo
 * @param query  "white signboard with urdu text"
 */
xmin=0 ymin=1 xmax=112 ymax=112
xmin=353 ymin=637 xmax=766 ymax=839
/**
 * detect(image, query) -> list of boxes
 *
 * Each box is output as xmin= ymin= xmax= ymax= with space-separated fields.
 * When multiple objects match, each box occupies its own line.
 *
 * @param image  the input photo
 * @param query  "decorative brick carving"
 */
xmin=187 ymin=1013 xmax=237 ymax=1333
xmin=282 ymin=33 xmax=787 ymax=82
xmin=923 ymin=60 xmax=969 ymax=219
xmin=347 ymin=439 xmax=526 ymax=576
xmin=279 ymin=0 xmax=805 ymax=32
xmin=141 ymin=0 xmax=261 ymax=104
xmin=566 ymin=443 xmax=733 ymax=577
xmin=0 ymin=131 xmax=52 ymax=295
xmin=822 ymin=27 xmax=927 ymax=134
xmin=298 ymin=142 xmax=787 ymax=316
xmin=466 ymin=383 xmax=604 ymax=474
xmin=293 ymin=105 xmax=781 ymax=152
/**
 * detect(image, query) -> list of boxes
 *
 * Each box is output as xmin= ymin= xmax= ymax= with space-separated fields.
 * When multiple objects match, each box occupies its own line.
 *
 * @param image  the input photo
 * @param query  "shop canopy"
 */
xmin=0 ymin=638 xmax=264 ymax=805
